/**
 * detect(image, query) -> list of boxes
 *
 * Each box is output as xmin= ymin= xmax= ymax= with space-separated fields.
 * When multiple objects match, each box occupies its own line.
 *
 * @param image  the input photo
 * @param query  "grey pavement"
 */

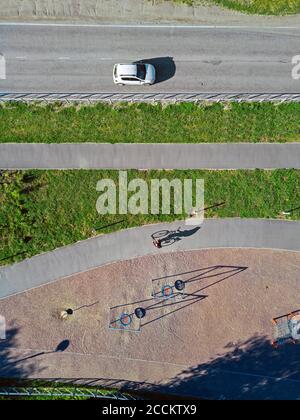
xmin=0 ymin=218 xmax=300 ymax=299
xmin=1 ymin=0 xmax=300 ymax=26
xmin=1 ymin=24 xmax=300 ymax=93
xmin=1 ymin=143 xmax=300 ymax=169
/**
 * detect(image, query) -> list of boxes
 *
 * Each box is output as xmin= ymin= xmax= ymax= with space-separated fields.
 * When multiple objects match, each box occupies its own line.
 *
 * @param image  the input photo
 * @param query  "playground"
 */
xmin=0 ymin=247 xmax=299 ymax=399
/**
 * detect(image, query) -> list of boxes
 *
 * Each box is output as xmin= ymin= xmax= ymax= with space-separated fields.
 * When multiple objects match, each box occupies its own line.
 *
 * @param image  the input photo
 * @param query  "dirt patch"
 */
xmin=1 ymin=0 xmax=300 ymax=25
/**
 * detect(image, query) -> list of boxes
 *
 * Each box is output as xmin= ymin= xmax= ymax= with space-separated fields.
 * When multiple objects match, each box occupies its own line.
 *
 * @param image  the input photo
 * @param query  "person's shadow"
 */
xmin=134 ymin=57 xmax=176 ymax=83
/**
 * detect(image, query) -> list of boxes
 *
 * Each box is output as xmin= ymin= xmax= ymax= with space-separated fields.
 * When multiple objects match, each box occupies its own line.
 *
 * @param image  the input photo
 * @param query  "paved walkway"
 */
xmin=1 ymin=0 xmax=300 ymax=26
xmin=1 ymin=247 xmax=300 ymax=399
xmin=1 ymin=143 xmax=300 ymax=169
xmin=1 ymin=218 xmax=300 ymax=299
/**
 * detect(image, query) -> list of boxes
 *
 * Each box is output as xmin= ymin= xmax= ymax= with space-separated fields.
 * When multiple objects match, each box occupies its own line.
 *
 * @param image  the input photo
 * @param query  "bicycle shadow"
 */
xmin=151 ymin=226 xmax=200 ymax=247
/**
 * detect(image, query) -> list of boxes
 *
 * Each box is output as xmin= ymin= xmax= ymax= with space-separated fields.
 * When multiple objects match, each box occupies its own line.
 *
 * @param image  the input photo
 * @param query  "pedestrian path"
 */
xmin=1 ymin=143 xmax=300 ymax=169
xmin=1 ymin=218 xmax=299 ymax=299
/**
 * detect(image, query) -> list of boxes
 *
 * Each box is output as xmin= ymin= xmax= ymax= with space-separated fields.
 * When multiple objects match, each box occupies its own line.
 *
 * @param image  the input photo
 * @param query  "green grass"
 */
xmin=1 ymin=169 xmax=299 ymax=266
xmin=0 ymin=102 xmax=300 ymax=143
xmin=175 ymin=0 xmax=300 ymax=15
xmin=212 ymin=0 xmax=300 ymax=15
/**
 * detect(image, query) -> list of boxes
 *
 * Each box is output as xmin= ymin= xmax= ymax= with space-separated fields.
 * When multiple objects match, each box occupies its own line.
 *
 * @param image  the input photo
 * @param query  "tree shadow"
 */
xmin=70 ymin=335 xmax=300 ymax=400
xmin=134 ymin=57 xmax=176 ymax=83
xmin=160 ymin=335 xmax=300 ymax=400
xmin=0 ymin=327 xmax=43 ymax=380
xmin=0 ymin=330 xmax=69 ymax=380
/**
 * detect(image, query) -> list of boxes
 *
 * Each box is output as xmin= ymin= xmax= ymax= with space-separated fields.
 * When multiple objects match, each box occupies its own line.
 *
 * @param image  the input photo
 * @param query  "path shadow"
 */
xmin=134 ymin=57 xmax=176 ymax=83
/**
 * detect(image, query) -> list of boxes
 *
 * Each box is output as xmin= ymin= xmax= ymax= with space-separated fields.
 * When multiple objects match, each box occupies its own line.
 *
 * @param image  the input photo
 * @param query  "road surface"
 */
xmin=0 ymin=23 xmax=300 ymax=93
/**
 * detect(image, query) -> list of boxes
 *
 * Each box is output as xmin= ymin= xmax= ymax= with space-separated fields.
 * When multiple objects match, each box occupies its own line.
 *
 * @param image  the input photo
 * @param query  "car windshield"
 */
xmin=136 ymin=64 xmax=146 ymax=80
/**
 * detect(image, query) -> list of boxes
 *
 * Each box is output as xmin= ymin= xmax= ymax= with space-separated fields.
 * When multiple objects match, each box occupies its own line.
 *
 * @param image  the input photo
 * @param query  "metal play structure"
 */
xmin=272 ymin=310 xmax=300 ymax=347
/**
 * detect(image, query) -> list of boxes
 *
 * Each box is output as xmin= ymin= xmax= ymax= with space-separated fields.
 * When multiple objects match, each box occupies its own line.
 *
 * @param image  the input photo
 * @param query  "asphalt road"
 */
xmin=1 ymin=218 xmax=300 ymax=299
xmin=1 ymin=143 xmax=300 ymax=169
xmin=0 ymin=23 xmax=300 ymax=92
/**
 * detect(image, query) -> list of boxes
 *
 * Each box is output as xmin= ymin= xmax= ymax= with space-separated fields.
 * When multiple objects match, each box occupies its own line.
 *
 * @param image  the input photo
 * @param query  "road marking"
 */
xmin=0 ymin=54 xmax=6 ymax=79
xmin=56 ymin=57 xmax=113 ymax=60
xmin=0 ymin=22 xmax=299 ymax=30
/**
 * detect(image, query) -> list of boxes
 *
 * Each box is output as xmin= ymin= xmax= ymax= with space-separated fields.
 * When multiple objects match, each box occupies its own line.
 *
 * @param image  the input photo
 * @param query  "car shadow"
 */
xmin=134 ymin=57 xmax=176 ymax=84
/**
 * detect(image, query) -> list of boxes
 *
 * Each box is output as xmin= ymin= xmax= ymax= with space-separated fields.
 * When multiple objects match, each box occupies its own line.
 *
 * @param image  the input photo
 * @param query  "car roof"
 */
xmin=117 ymin=64 xmax=138 ymax=77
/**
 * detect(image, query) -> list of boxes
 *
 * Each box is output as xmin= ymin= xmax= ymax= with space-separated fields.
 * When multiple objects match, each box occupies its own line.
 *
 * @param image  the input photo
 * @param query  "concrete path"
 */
xmin=1 ymin=23 xmax=300 ymax=93
xmin=1 ymin=143 xmax=300 ymax=169
xmin=1 ymin=218 xmax=300 ymax=299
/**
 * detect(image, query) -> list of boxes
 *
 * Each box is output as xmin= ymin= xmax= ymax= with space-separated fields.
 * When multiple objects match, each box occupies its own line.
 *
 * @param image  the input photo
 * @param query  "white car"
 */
xmin=113 ymin=63 xmax=156 ymax=86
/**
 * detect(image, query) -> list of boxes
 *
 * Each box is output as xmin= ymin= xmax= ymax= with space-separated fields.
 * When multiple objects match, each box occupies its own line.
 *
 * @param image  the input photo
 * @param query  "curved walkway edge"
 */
xmin=0 ymin=218 xmax=300 ymax=299
xmin=1 ymin=143 xmax=300 ymax=169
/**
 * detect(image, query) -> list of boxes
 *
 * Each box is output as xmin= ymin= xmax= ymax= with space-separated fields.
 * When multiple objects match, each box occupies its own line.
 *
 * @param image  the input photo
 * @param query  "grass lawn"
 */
xmin=0 ymin=102 xmax=299 ymax=144
xmin=175 ymin=0 xmax=300 ymax=15
xmin=1 ymin=169 xmax=299 ymax=266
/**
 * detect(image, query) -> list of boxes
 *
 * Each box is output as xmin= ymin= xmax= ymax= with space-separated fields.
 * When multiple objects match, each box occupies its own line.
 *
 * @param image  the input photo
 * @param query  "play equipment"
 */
xmin=272 ymin=310 xmax=300 ymax=347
